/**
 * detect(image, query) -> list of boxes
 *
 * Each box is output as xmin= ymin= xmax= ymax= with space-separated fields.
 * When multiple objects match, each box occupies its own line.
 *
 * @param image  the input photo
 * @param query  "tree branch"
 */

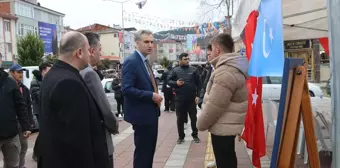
xmin=198 ymin=0 xmax=237 ymax=22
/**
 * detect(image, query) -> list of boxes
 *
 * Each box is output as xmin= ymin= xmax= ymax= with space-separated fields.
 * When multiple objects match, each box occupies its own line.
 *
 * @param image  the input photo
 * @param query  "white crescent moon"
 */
xmin=262 ymin=18 xmax=270 ymax=58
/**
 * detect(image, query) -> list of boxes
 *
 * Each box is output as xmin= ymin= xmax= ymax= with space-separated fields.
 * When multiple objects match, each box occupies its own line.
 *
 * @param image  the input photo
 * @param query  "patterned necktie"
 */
xmin=145 ymin=60 xmax=160 ymax=107
xmin=145 ymin=60 xmax=159 ymax=94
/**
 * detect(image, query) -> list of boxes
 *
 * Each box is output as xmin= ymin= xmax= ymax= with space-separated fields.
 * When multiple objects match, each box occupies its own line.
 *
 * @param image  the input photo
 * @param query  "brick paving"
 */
xmin=0 ymin=110 xmax=254 ymax=168
xmin=1 ymin=99 xmax=333 ymax=168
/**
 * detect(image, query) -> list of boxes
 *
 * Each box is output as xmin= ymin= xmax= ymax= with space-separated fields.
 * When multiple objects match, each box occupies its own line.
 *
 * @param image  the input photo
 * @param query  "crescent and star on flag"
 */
xmin=262 ymin=18 xmax=273 ymax=58
xmin=251 ymin=16 xmax=274 ymax=102
xmin=252 ymin=88 xmax=258 ymax=105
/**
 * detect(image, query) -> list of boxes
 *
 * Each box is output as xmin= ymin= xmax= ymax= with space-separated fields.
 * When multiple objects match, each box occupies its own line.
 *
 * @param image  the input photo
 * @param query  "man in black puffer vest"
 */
xmin=167 ymin=53 xmax=201 ymax=144
xmin=0 ymin=60 xmax=31 ymax=168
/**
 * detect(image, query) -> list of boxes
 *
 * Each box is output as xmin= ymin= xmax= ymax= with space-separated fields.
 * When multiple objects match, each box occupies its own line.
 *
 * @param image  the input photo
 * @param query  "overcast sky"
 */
xmin=37 ymin=0 xmax=229 ymax=31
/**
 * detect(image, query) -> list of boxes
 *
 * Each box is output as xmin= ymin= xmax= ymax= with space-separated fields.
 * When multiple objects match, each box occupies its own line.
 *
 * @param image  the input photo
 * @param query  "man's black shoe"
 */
xmin=193 ymin=137 xmax=200 ymax=143
xmin=177 ymin=138 xmax=184 ymax=144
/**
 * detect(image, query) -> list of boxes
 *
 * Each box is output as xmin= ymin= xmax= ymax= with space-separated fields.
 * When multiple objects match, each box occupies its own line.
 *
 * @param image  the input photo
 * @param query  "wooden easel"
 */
xmin=270 ymin=58 xmax=320 ymax=168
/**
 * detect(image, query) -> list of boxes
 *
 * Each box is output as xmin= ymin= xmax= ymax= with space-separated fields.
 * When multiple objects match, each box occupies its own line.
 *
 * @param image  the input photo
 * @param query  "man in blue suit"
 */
xmin=122 ymin=30 xmax=163 ymax=168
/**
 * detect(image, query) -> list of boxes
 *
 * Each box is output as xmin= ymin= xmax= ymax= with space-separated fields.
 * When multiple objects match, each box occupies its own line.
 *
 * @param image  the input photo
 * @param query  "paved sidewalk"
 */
xmin=1 ymin=110 xmax=254 ymax=168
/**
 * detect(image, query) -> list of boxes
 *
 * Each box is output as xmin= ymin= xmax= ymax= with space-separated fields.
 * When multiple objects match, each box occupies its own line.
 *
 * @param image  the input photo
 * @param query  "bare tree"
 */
xmin=198 ymin=0 xmax=239 ymax=22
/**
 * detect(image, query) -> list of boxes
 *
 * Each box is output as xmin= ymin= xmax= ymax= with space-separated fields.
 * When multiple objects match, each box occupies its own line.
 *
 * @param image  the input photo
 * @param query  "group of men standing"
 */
xmin=1 ymin=28 xmax=248 ymax=168
xmin=1 ymin=31 xmax=119 ymax=168
xmin=0 ymin=57 xmax=52 ymax=168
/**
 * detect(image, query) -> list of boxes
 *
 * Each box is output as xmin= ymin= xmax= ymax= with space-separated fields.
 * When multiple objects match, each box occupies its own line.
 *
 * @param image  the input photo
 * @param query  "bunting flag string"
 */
xmin=123 ymin=10 xmax=231 ymax=34
xmin=123 ymin=10 xmax=194 ymax=28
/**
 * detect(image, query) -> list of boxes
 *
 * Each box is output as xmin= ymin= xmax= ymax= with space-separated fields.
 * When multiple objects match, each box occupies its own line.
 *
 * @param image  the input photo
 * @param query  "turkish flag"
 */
xmin=241 ymin=10 xmax=266 ymax=168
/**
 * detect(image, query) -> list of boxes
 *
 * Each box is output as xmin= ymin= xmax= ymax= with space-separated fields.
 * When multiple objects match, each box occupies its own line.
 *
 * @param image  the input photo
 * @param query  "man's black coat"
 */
xmin=38 ymin=60 xmax=109 ymax=168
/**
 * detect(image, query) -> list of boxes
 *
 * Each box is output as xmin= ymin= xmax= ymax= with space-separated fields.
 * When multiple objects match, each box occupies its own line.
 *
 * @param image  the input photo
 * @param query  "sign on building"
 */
xmin=284 ymin=40 xmax=311 ymax=50
xmin=38 ymin=22 xmax=58 ymax=55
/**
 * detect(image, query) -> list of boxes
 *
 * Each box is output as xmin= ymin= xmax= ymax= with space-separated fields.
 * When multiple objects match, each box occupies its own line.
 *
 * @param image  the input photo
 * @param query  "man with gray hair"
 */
xmin=80 ymin=32 xmax=119 ymax=168
xmin=38 ymin=31 xmax=110 ymax=168
xmin=122 ymin=30 xmax=162 ymax=168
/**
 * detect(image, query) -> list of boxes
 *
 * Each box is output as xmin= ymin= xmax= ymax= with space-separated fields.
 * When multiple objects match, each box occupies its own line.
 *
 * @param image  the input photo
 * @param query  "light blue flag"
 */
xmin=248 ymin=0 xmax=284 ymax=77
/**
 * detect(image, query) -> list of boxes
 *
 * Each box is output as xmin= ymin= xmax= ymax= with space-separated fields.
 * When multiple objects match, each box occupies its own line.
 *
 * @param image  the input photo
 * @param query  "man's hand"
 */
xmin=152 ymin=93 xmax=163 ymax=104
xmin=114 ymin=121 xmax=119 ymax=135
xmin=237 ymin=134 xmax=242 ymax=142
xmin=176 ymin=80 xmax=184 ymax=86
xmin=198 ymin=102 xmax=202 ymax=109
xmin=197 ymin=97 xmax=203 ymax=109
xmin=195 ymin=97 xmax=199 ymax=104
xmin=23 ymin=131 xmax=31 ymax=138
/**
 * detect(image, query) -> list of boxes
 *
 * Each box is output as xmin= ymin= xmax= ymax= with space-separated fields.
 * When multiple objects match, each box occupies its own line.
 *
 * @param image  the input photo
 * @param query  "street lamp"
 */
xmin=103 ymin=0 xmax=131 ymax=62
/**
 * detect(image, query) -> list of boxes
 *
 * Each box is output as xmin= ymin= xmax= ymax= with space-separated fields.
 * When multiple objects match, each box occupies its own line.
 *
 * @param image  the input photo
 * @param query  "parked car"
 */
xmin=153 ymin=69 xmax=165 ymax=84
xmin=22 ymin=66 xmax=39 ymax=89
xmin=102 ymin=78 xmax=117 ymax=114
xmin=262 ymin=76 xmax=323 ymax=100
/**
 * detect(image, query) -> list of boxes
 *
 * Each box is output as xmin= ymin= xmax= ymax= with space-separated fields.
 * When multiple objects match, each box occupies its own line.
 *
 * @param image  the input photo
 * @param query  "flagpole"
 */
xmin=327 ymin=0 xmax=340 ymax=167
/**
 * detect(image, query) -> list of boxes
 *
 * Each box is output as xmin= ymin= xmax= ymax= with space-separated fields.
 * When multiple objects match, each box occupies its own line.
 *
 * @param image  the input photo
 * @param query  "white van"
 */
xmin=22 ymin=66 xmax=39 ymax=89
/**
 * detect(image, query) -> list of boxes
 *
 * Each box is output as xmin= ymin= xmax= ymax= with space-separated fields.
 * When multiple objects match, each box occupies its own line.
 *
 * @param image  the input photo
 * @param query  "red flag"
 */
xmin=241 ymin=10 xmax=266 ymax=168
xmin=319 ymin=37 xmax=329 ymax=56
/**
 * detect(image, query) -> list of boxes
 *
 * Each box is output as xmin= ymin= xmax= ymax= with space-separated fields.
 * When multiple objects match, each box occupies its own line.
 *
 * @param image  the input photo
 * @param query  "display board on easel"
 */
xmin=270 ymin=58 xmax=320 ymax=168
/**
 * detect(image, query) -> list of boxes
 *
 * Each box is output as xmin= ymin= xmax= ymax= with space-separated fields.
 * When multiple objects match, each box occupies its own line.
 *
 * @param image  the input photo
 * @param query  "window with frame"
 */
xmin=4 ymin=20 xmax=10 ymax=32
xmin=41 ymin=12 xmax=48 ymax=22
xmin=59 ymin=17 xmax=63 ymax=26
xmin=15 ymin=2 xmax=34 ymax=18
xmin=6 ymin=43 xmax=12 ymax=53
xmin=269 ymin=77 xmax=282 ymax=84
xmin=105 ymin=81 xmax=112 ymax=92
xmin=262 ymin=77 xmax=269 ymax=84
xmin=17 ymin=24 xmax=36 ymax=36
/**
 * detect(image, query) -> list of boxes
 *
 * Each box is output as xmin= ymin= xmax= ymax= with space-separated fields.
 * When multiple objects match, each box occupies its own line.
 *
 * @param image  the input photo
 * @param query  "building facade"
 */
xmin=97 ymin=29 xmax=120 ymax=58
xmin=77 ymin=24 xmax=138 ymax=63
xmin=77 ymin=24 xmax=121 ymax=60
xmin=155 ymin=41 xmax=185 ymax=61
xmin=0 ymin=0 xmax=65 ymax=56
xmin=77 ymin=23 xmax=113 ymax=33
xmin=0 ymin=12 xmax=17 ymax=62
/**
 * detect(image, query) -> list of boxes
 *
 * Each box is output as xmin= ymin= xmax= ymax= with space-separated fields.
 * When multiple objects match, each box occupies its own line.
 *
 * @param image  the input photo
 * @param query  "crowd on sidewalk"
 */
xmin=0 ymin=30 xmax=248 ymax=168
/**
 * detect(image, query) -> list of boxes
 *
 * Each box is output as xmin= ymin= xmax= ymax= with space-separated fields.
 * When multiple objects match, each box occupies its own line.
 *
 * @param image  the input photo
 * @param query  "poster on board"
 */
xmin=38 ymin=22 xmax=58 ymax=55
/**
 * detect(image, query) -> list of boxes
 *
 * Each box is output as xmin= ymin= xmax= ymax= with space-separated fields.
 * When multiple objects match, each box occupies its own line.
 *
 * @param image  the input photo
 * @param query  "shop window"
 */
xmin=321 ymin=52 xmax=329 ymax=64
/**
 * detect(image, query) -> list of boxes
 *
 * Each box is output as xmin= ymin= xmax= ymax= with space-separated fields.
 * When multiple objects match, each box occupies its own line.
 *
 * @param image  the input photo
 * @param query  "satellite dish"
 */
xmin=135 ymin=0 xmax=147 ymax=9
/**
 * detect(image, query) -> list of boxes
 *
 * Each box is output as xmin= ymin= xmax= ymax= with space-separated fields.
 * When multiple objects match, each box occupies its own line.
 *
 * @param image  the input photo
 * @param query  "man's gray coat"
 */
xmin=80 ymin=65 xmax=118 ymax=155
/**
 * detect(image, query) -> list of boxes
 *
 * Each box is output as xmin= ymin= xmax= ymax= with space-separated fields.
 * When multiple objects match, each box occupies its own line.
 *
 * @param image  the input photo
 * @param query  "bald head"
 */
xmin=59 ymin=31 xmax=88 ymax=55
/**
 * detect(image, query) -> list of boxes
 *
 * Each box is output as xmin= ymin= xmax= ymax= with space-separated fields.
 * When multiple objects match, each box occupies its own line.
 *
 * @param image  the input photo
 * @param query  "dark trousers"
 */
xmin=132 ymin=122 xmax=158 ymax=168
xmin=175 ymin=99 xmax=198 ymax=139
xmin=211 ymin=134 xmax=237 ymax=168
xmin=33 ymin=114 xmax=40 ymax=159
xmin=115 ymin=97 xmax=124 ymax=116
xmin=109 ymin=155 xmax=113 ymax=168
xmin=164 ymin=89 xmax=175 ymax=111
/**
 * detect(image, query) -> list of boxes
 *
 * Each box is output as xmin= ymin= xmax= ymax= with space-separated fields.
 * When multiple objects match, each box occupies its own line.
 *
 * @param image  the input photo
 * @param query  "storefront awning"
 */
xmin=233 ymin=0 xmax=329 ymax=41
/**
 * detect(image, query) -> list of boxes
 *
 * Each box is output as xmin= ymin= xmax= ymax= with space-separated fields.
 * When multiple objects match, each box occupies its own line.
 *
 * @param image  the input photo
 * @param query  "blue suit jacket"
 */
xmin=121 ymin=51 xmax=160 ymax=125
